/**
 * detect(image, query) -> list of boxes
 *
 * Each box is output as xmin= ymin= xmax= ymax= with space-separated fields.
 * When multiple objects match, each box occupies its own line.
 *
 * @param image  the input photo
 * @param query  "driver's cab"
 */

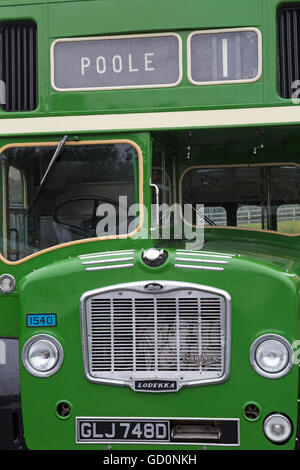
xmin=3 ymin=126 xmax=300 ymax=263
xmin=1 ymin=139 xmax=143 ymax=262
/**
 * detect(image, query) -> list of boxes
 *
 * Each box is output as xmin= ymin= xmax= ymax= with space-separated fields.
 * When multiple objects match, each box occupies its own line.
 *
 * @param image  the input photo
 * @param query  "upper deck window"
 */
xmin=0 ymin=141 xmax=142 ymax=262
xmin=180 ymin=164 xmax=300 ymax=234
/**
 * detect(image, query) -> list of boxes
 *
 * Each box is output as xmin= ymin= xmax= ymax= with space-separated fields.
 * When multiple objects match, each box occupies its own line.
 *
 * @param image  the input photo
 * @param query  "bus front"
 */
xmin=0 ymin=0 xmax=299 ymax=451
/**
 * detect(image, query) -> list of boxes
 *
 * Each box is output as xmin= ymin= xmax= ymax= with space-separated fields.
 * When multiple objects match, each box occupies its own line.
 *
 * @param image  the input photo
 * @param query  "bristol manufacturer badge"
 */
xmin=134 ymin=380 xmax=178 ymax=392
xmin=144 ymin=283 xmax=164 ymax=290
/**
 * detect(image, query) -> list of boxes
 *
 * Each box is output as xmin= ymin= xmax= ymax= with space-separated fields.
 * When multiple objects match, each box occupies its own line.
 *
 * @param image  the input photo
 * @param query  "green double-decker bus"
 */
xmin=0 ymin=0 xmax=300 ymax=450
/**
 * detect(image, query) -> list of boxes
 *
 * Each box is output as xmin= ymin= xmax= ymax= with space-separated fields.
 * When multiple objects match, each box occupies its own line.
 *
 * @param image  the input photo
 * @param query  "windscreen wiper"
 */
xmin=183 ymin=199 xmax=216 ymax=226
xmin=29 ymin=135 xmax=68 ymax=210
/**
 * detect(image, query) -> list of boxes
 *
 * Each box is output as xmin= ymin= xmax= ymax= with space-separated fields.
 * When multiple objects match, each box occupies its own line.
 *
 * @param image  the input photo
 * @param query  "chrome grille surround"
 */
xmin=80 ymin=281 xmax=231 ymax=390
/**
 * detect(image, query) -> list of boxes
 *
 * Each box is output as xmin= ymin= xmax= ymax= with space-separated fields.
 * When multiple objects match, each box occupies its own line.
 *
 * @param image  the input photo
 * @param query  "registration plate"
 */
xmin=76 ymin=418 xmax=170 ymax=443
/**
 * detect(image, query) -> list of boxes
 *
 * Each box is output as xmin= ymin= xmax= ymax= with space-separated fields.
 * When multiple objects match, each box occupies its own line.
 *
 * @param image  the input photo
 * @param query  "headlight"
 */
xmin=263 ymin=413 xmax=293 ymax=444
xmin=22 ymin=335 xmax=64 ymax=377
xmin=0 ymin=274 xmax=16 ymax=294
xmin=250 ymin=334 xmax=294 ymax=379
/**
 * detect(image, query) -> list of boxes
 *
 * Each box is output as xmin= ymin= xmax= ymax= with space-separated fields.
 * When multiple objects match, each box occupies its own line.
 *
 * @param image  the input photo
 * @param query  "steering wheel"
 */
xmin=53 ymin=196 xmax=121 ymax=237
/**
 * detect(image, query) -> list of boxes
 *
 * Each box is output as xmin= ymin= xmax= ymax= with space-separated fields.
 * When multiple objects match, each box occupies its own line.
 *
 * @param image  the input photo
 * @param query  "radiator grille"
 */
xmin=83 ymin=282 xmax=229 ymax=387
xmin=0 ymin=21 xmax=38 ymax=111
xmin=278 ymin=5 xmax=300 ymax=98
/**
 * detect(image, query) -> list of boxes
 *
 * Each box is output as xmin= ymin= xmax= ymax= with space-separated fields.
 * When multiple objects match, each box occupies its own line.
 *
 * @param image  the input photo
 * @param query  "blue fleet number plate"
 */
xmin=26 ymin=314 xmax=57 ymax=327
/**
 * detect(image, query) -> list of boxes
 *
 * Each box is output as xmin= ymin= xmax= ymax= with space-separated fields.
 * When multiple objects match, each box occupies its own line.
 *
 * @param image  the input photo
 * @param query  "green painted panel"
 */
xmin=0 ymin=0 xmax=295 ymax=119
xmin=0 ymin=0 xmax=299 ymax=451
xmin=18 ymin=249 xmax=299 ymax=449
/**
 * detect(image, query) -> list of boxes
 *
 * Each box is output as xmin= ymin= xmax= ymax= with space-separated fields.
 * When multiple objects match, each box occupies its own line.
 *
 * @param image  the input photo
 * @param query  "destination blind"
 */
xmin=51 ymin=28 xmax=261 ymax=91
xmin=51 ymin=33 xmax=182 ymax=91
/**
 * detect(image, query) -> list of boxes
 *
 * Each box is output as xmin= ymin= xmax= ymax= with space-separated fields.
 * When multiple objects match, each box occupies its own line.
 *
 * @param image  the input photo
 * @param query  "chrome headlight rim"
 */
xmin=0 ymin=274 xmax=16 ymax=294
xmin=22 ymin=334 xmax=64 ymax=378
xmin=263 ymin=413 xmax=293 ymax=445
xmin=249 ymin=334 xmax=294 ymax=379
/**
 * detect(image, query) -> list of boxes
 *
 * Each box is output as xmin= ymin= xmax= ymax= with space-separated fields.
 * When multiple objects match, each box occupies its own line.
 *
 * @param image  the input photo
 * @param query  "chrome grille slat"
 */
xmin=82 ymin=282 xmax=230 ymax=387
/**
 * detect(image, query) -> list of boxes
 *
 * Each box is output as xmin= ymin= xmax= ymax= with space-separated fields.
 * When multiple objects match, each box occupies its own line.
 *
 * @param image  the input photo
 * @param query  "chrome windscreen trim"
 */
xmin=175 ymin=264 xmax=224 ymax=271
xmin=79 ymin=249 xmax=136 ymax=271
xmin=176 ymin=251 xmax=233 ymax=259
xmin=174 ymin=250 xmax=232 ymax=271
xmin=79 ymin=250 xmax=135 ymax=259
xmin=175 ymin=257 xmax=229 ymax=265
xmin=82 ymin=257 xmax=134 ymax=265
xmin=175 ymin=249 xmax=236 ymax=257
xmin=85 ymin=263 xmax=134 ymax=272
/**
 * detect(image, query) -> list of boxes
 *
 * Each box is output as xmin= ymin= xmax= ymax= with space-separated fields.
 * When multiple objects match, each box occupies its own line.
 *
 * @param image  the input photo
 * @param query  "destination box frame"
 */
xmin=187 ymin=27 xmax=262 ymax=86
xmin=51 ymin=32 xmax=183 ymax=92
